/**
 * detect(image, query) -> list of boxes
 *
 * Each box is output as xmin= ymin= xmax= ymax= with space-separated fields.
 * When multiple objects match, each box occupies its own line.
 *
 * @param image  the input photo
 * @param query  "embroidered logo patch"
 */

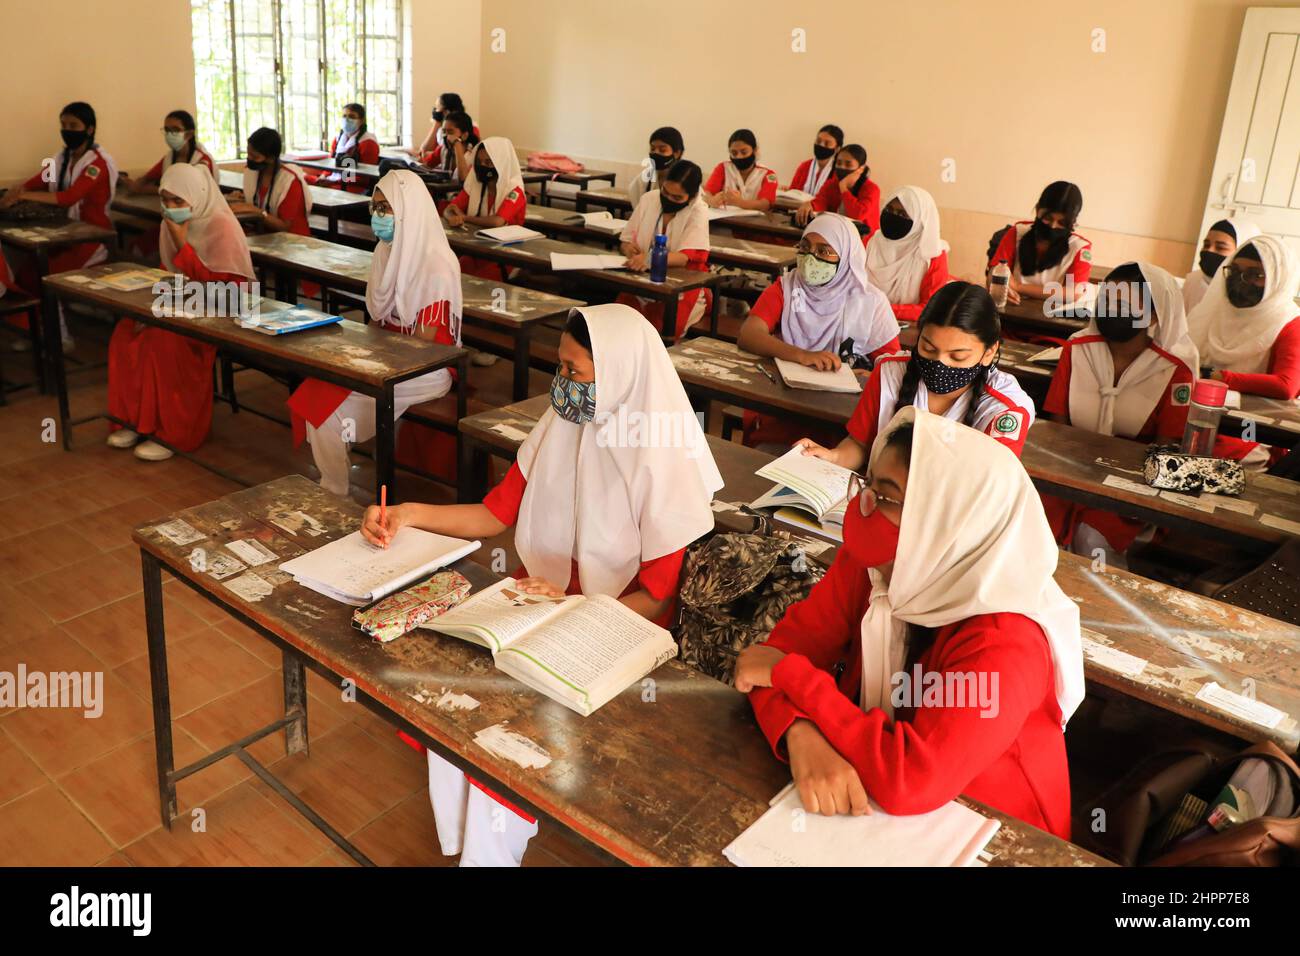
xmin=1080 ymin=248 xmax=1092 ymax=262
xmin=507 ymin=188 xmax=520 ymax=201
xmin=1172 ymin=383 xmax=1191 ymax=406
xmin=86 ymin=164 xmax=101 ymax=178
xmin=765 ymin=172 xmax=777 ymax=183
xmin=992 ymin=411 xmax=1023 ymax=441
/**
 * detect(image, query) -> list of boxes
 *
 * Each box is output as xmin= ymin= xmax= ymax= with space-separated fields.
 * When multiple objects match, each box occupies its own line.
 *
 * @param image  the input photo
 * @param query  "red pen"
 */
xmin=379 ymin=484 xmax=388 ymax=548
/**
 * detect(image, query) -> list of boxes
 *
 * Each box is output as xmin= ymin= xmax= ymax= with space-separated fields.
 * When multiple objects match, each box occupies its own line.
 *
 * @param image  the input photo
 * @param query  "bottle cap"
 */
xmin=653 ymin=234 xmax=667 ymax=245
xmin=1192 ymin=378 xmax=1228 ymax=407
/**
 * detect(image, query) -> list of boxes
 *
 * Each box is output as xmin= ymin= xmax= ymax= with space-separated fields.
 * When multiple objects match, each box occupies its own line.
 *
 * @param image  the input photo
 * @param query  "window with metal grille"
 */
xmin=191 ymin=0 xmax=403 ymax=160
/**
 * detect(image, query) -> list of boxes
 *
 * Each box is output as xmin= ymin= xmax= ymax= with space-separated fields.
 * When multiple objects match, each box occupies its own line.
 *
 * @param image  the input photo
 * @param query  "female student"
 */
xmin=359 ymin=303 xmax=724 ymax=865
xmin=226 ymin=127 xmax=312 ymax=236
xmin=416 ymin=92 xmax=476 ymax=166
xmin=120 ymin=110 xmax=215 ymax=194
xmin=1041 ymin=262 xmax=1196 ymax=564
xmin=987 ymin=181 xmax=1091 ymax=303
xmin=866 ymin=186 xmax=951 ymax=321
xmin=735 ymin=407 xmax=1084 ymax=839
xmin=429 ymin=110 xmax=479 ymax=186
xmin=618 ymin=160 xmax=710 ymax=340
xmin=786 ymin=124 xmax=843 ymax=198
xmin=628 ymin=126 xmax=684 ymax=207
xmin=308 ymin=103 xmax=379 ymax=192
xmin=443 ymin=136 xmax=527 ymax=280
xmin=795 ymin=144 xmax=879 ymax=236
xmin=1182 ymin=218 xmax=1259 ymax=314
xmin=796 ymin=281 xmax=1036 ymax=467
xmin=702 ymin=129 xmax=777 ymax=211
xmin=289 ymin=170 xmax=460 ymax=496
xmin=738 ymin=214 xmax=900 ymax=451
xmin=106 ymin=164 xmax=254 ymax=461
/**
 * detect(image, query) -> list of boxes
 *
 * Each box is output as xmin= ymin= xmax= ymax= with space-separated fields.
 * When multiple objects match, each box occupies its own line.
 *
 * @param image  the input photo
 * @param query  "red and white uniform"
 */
xmin=310 ymin=127 xmax=379 ymax=192
xmin=810 ymin=172 xmax=880 ymax=236
xmin=421 ymin=124 xmax=481 ymax=168
xmin=787 ymin=156 xmax=835 ymax=198
xmin=865 ymin=185 xmax=951 ymax=321
xmin=989 ymin=221 xmax=1092 ymax=289
xmin=617 ymin=189 xmax=711 ymax=339
xmin=19 ymin=145 xmax=117 ymax=276
xmin=244 ymin=162 xmax=313 ymax=237
xmin=704 ymin=161 xmax=778 ymax=205
xmin=142 ymin=142 xmax=216 ymax=183
xmin=451 ymin=137 xmax=527 ymax=281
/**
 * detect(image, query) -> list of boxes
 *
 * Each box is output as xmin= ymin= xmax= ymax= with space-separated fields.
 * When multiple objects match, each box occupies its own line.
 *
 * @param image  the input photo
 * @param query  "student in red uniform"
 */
xmin=797 ymin=282 xmax=1036 ymax=468
xmin=428 ymin=110 xmax=478 ymax=188
xmin=738 ymin=214 xmax=900 ymax=451
xmin=735 ymin=407 xmax=1084 ymax=838
xmin=308 ymin=103 xmax=379 ymax=192
xmin=359 ymin=303 xmax=724 ymax=865
xmin=1181 ymin=217 xmax=1259 ymax=315
xmin=1041 ymin=263 xmax=1196 ymax=565
xmin=866 ymin=186 xmax=951 ymax=321
xmin=628 ymin=126 xmax=684 ymax=207
xmin=988 ymin=181 xmax=1091 ymax=304
xmin=443 ymin=136 xmax=526 ymax=281
xmin=702 ymin=129 xmax=777 ymax=212
xmin=288 ymin=170 xmax=461 ymax=496
xmin=106 ymin=164 xmax=254 ymax=461
xmin=415 ymin=93 xmax=479 ymax=166
xmin=120 ymin=110 xmax=215 ymax=194
xmin=786 ymin=124 xmax=843 ymax=199
xmin=796 ymin=144 xmax=879 ymax=236
xmin=618 ymin=160 xmax=710 ymax=339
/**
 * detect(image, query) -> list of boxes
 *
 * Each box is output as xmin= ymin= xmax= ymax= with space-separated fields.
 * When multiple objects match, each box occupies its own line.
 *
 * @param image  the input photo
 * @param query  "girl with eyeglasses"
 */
xmin=986 ymin=181 xmax=1091 ymax=305
xmin=121 ymin=110 xmax=215 ymax=196
xmin=1181 ymin=218 xmax=1259 ymax=315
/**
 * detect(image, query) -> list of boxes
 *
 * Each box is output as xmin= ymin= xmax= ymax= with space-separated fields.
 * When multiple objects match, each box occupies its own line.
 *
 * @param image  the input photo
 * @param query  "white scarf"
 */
xmin=158 ymin=164 xmax=254 ymax=279
xmin=799 ymin=155 xmax=834 ymax=197
xmin=1188 ymin=235 xmax=1299 ymax=374
xmin=721 ymin=160 xmax=774 ymax=201
xmin=243 ymin=162 xmax=314 ymax=219
xmin=463 ymin=137 xmax=526 ymax=217
xmin=1068 ymin=262 xmax=1197 ymax=438
xmin=52 ymin=145 xmax=118 ymax=223
xmin=1182 ymin=217 xmax=1260 ymax=315
xmin=865 ymin=186 xmax=948 ymax=305
xmin=779 ymin=213 xmax=898 ymax=357
xmin=333 ymin=126 xmax=377 ymax=159
xmin=515 ymin=304 xmax=724 ymax=597
xmin=367 ymin=169 xmax=462 ymax=339
xmin=858 ymin=407 xmax=1085 ymax=727
xmin=623 ymin=189 xmax=711 ymax=255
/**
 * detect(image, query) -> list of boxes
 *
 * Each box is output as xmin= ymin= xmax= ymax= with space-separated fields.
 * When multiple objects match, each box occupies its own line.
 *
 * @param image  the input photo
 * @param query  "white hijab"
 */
xmin=1068 ymin=262 xmax=1197 ymax=438
xmin=799 ymin=154 xmax=834 ymax=197
xmin=243 ymin=161 xmax=313 ymax=219
xmin=623 ymin=188 xmax=711 ymax=255
xmin=367 ymin=169 xmax=462 ymax=338
xmin=1182 ymin=217 xmax=1260 ymax=314
xmin=463 ymin=136 xmax=526 ymax=217
xmin=158 ymin=164 xmax=254 ymax=279
xmin=515 ymin=304 xmax=724 ymax=598
xmin=779 ymin=213 xmax=898 ymax=357
xmin=858 ymin=407 xmax=1085 ymax=728
xmin=1188 ymin=235 xmax=1300 ymax=374
xmin=52 ymin=144 xmax=118 ymax=222
xmin=866 ymin=186 xmax=948 ymax=305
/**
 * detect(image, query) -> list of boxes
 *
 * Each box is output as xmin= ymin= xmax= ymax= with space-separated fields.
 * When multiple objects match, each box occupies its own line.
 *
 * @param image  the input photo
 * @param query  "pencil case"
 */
xmin=1143 ymin=448 xmax=1245 ymax=496
xmin=351 ymin=570 xmax=472 ymax=643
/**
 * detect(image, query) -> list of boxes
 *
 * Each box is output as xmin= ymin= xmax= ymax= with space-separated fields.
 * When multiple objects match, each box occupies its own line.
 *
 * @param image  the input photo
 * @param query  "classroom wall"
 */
xmin=407 ymin=0 xmax=483 ymax=147
xmin=472 ymin=0 xmax=1288 ymax=280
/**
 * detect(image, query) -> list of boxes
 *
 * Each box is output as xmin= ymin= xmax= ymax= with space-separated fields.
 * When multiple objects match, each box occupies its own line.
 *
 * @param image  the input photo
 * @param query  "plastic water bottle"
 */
xmin=1181 ymin=379 xmax=1228 ymax=456
xmin=989 ymin=260 xmax=1011 ymax=309
xmin=650 ymin=234 xmax=669 ymax=283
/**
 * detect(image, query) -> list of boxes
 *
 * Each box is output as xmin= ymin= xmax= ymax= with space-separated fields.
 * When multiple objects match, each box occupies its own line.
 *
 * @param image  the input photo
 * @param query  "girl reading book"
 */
xmin=735 ymin=406 xmax=1085 ymax=839
xmin=360 ymin=302 xmax=724 ymax=866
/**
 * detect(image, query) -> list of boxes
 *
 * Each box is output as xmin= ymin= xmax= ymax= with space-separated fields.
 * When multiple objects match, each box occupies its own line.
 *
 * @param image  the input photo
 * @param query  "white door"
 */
xmin=1198 ymin=7 xmax=1300 ymax=269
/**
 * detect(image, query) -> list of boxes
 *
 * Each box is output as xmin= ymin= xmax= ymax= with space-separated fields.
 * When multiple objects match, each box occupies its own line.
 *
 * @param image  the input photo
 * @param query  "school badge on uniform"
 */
xmin=86 ymin=164 xmax=101 ymax=178
xmin=993 ymin=411 xmax=1023 ymax=441
xmin=1080 ymin=248 xmax=1092 ymax=261
xmin=1171 ymin=383 xmax=1192 ymax=406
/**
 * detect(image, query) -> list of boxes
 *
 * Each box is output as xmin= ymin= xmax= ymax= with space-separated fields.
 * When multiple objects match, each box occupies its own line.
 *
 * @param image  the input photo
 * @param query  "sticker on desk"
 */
xmin=61 ymin=274 xmax=96 ymax=285
xmin=1080 ymin=636 xmax=1148 ymax=678
xmin=1102 ymin=474 xmax=1160 ymax=497
xmin=205 ymin=552 xmax=247 ymax=580
xmin=224 ymin=537 xmax=278 ymax=566
xmin=1194 ymin=682 xmax=1287 ymax=730
xmin=436 ymin=690 xmax=480 ymax=712
xmin=223 ymin=571 xmax=274 ymax=602
xmin=1159 ymin=490 xmax=1216 ymax=513
xmin=1207 ymin=495 xmax=1259 ymax=517
xmin=490 ymin=422 xmax=532 ymax=442
xmin=268 ymin=509 xmax=327 ymax=537
xmin=473 ymin=723 xmax=552 ymax=770
xmin=1260 ymin=513 xmax=1300 ymax=536
xmin=153 ymin=518 xmax=207 ymax=546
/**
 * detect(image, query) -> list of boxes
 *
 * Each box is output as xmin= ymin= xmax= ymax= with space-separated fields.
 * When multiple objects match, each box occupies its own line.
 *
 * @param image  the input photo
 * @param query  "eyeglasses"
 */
xmin=794 ymin=240 xmax=840 ymax=264
xmin=848 ymin=471 xmax=903 ymax=517
xmin=368 ymin=202 xmax=393 ymax=216
xmin=1223 ymin=265 xmax=1267 ymax=286
xmin=161 ymin=128 xmax=187 ymax=134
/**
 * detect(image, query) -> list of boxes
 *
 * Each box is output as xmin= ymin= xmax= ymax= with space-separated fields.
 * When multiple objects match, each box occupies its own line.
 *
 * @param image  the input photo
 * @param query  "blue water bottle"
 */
xmin=650 ymin=234 xmax=669 ymax=283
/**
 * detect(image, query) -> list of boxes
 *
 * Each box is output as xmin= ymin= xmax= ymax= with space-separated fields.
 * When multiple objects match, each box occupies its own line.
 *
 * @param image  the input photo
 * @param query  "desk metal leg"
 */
xmin=142 ymin=550 xmax=178 ymax=830
xmin=663 ymin=291 xmax=680 ymax=339
xmin=512 ymin=326 xmax=532 ymax=400
xmin=282 ymin=650 xmax=309 ymax=756
xmin=42 ymin=287 xmax=71 ymax=449
xmin=374 ymin=384 xmax=396 ymax=502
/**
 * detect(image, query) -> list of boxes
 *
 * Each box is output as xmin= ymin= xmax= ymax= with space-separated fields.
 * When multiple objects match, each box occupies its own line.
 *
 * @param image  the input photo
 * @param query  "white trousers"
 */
xmin=426 ymin=750 xmax=538 ymax=867
xmin=304 ymin=369 xmax=451 ymax=497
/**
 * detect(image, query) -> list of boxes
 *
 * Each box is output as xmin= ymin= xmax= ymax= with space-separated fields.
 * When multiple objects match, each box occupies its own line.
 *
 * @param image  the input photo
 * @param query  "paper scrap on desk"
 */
xmin=1275 ymin=419 xmax=1300 ymax=433
xmin=225 ymin=537 xmax=278 ymax=566
xmin=1207 ymin=495 xmax=1258 ymax=517
xmin=1080 ymin=636 xmax=1148 ymax=678
xmin=268 ymin=509 xmax=328 ymax=537
xmin=1159 ymin=490 xmax=1216 ymax=513
xmin=153 ymin=518 xmax=207 ymax=546
xmin=1195 ymin=682 xmax=1287 ymax=730
xmin=206 ymin=552 xmax=247 ymax=580
xmin=473 ymin=723 xmax=552 ymax=769
xmin=1260 ymin=513 xmax=1300 ymax=535
xmin=436 ymin=690 xmax=480 ymax=712
xmin=491 ymin=422 xmax=531 ymax=442
xmin=1102 ymin=474 xmax=1160 ymax=497
xmin=223 ymin=571 xmax=274 ymax=602
xmin=61 ymin=274 xmax=95 ymax=285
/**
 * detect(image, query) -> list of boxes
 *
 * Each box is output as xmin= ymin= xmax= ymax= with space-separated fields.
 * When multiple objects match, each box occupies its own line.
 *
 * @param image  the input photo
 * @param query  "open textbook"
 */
xmin=750 ymin=446 xmax=854 ymax=540
xmin=562 ymin=209 xmax=629 ymax=234
xmin=774 ymin=357 xmax=862 ymax=393
xmin=420 ymin=577 xmax=678 ymax=716
xmin=723 ymin=782 xmax=1001 ymax=867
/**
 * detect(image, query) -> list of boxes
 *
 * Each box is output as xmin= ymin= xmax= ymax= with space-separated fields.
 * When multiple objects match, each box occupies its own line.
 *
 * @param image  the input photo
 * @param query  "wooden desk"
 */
xmin=216 ymin=168 xmax=371 ymax=238
xmin=243 ymin=232 xmax=582 ymax=400
xmin=573 ymin=186 xmax=633 ymax=215
xmin=112 ymin=189 xmax=263 ymax=226
xmin=282 ymin=155 xmax=382 ymax=183
xmin=41 ymin=262 xmax=466 ymax=500
xmin=998 ymin=297 xmax=1089 ymax=339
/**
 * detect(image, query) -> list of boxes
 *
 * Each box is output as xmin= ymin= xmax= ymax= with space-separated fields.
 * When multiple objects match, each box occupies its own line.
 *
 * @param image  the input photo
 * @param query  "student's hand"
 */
xmin=626 ymin=252 xmax=650 ymax=272
xmin=623 ymin=240 xmax=643 ymax=257
xmin=1004 ymin=284 xmax=1022 ymax=306
xmin=361 ymin=503 xmax=407 ymax=548
xmin=1209 ymin=369 xmax=1226 ymax=382
xmin=515 ymin=577 xmax=567 ymax=599
xmin=721 ymin=188 xmax=743 ymax=206
xmin=702 ymin=192 xmax=722 ymax=208
xmin=853 ymin=368 xmax=870 ymax=383
xmin=839 ymin=167 xmax=865 ymax=191
xmin=734 ymin=644 xmax=786 ymax=692
xmin=786 ymin=720 xmax=872 ymax=816
xmin=227 ymin=201 xmax=259 ymax=215
xmin=163 ymin=217 xmax=189 ymax=247
xmin=444 ymin=206 xmax=465 ymax=228
xmin=799 ymin=349 xmax=842 ymax=371
xmin=795 ymin=203 xmax=815 ymax=226
xmin=793 ymin=438 xmax=840 ymax=464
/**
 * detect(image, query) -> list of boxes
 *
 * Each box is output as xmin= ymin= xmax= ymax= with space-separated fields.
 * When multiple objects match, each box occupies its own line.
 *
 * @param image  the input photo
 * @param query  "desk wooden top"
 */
xmin=0 ymin=220 xmax=116 ymax=250
xmin=113 ymin=189 xmax=263 ymax=224
xmin=217 ymin=168 xmax=371 ymax=209
xmin=998 ymin=297 xmax=1089 ymax=337
xmin=576 ymin=187 xmax=633 ymax=211
xmin=43 ymin=262 xmax=464 ymax=390
xmin=282 ymin=155 xmax=382 ymax=180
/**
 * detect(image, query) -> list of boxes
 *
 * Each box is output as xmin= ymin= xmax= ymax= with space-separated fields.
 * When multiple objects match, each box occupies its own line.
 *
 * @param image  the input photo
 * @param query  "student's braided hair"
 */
xmin=58 ymin=101 xmax=97 ymax=189
xmin=894 ymin=281 xmax=1001 ymax=429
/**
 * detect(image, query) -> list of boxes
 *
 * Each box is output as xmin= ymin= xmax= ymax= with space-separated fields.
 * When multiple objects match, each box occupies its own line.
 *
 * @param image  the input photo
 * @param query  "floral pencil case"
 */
xmin=351 ymin=570 xmax=472 ymax=643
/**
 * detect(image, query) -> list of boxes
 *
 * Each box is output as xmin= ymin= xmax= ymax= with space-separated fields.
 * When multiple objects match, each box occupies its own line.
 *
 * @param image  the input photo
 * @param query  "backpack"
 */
xmin=675 ymin=514 xmax=826 ymax=685
xmin=526 ymin=151 xmax=584 ymax=174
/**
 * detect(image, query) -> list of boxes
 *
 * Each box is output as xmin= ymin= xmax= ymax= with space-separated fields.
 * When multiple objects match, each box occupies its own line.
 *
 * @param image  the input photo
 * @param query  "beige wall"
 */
xmin=473 ymin=0 xmax=1289 ymax=279
xmin=407 ymin=0 xmax=483 ymax=149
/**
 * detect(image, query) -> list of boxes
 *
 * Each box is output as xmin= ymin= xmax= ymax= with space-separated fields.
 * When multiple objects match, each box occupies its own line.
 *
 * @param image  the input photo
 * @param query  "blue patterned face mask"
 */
xmin=550 ymin=373 xmax=596 ymax=424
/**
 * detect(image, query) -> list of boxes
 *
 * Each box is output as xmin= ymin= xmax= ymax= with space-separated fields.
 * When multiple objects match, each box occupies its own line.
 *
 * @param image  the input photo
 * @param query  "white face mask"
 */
xmin=164 ymin=130 xmax=188 ymax=151
xmin=797 ymin=252 xmax=838 ymax=286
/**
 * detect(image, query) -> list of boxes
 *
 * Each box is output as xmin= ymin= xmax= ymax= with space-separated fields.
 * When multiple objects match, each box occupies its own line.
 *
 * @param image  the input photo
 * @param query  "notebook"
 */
xmin=550 ymin=252 xmax=627 ymax=271
xmin=774 ymin=358 xmax=862 ymax=393
xmin=238 ymin=306 xmax=344 ymax=335
xmin=279 ymin=528 xmax=481 ymax=606
xmin=723 ymin=782 xmax=1001 ymax=867
xmin=707 ymin=206 xmax=763 ymax=221
xmin=478 ymin=225 xmax=545 ymax=244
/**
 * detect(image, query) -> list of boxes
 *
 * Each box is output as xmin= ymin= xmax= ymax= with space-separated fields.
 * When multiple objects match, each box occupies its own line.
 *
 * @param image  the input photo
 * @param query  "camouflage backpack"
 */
xmin=676 ymin=516 xmax=826 ymax=685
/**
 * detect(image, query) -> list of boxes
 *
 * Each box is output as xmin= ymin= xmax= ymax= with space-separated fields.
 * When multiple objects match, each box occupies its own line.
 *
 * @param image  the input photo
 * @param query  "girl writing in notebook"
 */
xmin=702 ymin=129 xmax=777 ymax=212
xmin=443 ymin=136 xmax=527 ymax=281
xmin=289 ymin=169 xmax=461 ymax=497
xmin=786 ymin=124 xmax=843 ymax=199
xmin=735 ymin=407 xmax=1084 ymax=838
xmin=987 ymin=181 xmax=1091 ymax=303
xmin=120 ymin=110 xmax=215 ymax=194
xmin=308 ymin=102 xmax=379 ymax=192
xmin=1041 ymin=262 xmax=1196 ymax=566
xmin=795 ymin=282 xmax=1036 ymax=464
xmin=866 ymin=186 xmax=951 ymax=321
xmin=795 ymin=144 xmax=879 ymax=236
xmin=106 ymin=164 xmax=254 ymax=462
xmin=1181 ymin=217 xmax=1259 ymax=315
xmin=628 ymin=126 xmax=685 ymax=207
xmin=359 ymin=303 xmax=724 ymax=866
xmin=738 ymin=214 xmax=900 ymax=452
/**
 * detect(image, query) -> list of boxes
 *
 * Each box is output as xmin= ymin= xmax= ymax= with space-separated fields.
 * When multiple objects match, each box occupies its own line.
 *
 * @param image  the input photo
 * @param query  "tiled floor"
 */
xmin=0 ymin=318 xmax=608 ymax=866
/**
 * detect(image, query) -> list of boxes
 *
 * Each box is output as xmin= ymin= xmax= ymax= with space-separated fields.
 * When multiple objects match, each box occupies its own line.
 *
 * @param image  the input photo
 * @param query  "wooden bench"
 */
xmin=0 ymin=292 xmax=42 ymax=400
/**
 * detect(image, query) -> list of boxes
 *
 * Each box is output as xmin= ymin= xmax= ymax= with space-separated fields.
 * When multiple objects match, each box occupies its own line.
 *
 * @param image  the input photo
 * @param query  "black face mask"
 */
xmin=660 ymin=194 xmax=689 ymax=214
xmin=1226 ymin=270 xmax=1265 ymax=308
xmin=650 ymin=152 xmax=674 ymax=170
xmin=475 ymin=164 xmax=496 ymax=183
xmin=833 ymin=166 xmax=854 ymax=180
xmin=1094 ymin=310 xmax=1146 ymax=342
xmin=879 ymin=210 xmax=913 ymax=241
xmin=731 ymin=154 xmax=755 ymax=171
xmin=1032 ymin=218 xmax=1069 ymax=242
xmin=432 ymin=110 xmax=445 ymax=122
xmin=246 ymin=159 xmax=266 ymax=172
xmin=61 ymin=129 xmax=88 ymax=150
xmin=812 ymin=143 xmax=835 ymax=161
xmin=1199 ymin=250 xmax=1226 ymax=279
